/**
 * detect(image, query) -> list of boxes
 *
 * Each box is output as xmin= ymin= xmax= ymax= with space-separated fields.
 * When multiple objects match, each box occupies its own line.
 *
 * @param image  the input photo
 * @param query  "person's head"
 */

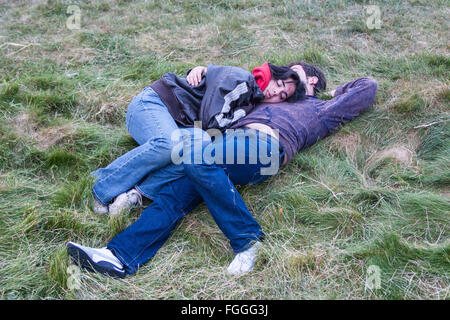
xmin=287 ymin=61 xmax=326 ymax=96
xmin=262 ymin=63 xmax=305 ymax=103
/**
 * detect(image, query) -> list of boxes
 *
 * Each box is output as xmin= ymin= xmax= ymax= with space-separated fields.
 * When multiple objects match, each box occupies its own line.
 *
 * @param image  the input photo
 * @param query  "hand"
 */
xmin=291 ymin=64 xmax=301 ymax=75
xmin=290 ymin=64 xmax=303 ymax=78
xmin=186 ymin=66 xmax=207 ymax=86
xmin=328 ymin=89 xmax=336 ymax=97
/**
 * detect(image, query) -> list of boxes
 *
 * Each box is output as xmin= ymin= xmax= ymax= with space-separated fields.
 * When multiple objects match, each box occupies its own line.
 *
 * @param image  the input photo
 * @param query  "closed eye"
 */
xmin=278 ymin=80 xmax=288 ymax=100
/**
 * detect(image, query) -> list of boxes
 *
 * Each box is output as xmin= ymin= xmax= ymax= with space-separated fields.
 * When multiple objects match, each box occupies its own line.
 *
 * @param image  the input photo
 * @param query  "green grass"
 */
xmin=0 ymin=0 xmax=448 ymax=300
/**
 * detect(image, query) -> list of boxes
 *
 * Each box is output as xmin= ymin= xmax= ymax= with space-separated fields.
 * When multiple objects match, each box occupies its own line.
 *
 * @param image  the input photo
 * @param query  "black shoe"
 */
xmin=67 ymin=242 xmax=126 ymax=279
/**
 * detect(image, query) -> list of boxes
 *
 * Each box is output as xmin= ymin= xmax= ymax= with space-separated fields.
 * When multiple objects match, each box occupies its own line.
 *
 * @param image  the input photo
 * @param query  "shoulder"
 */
xmin=207 ymin=64 xmax=251 ymax=76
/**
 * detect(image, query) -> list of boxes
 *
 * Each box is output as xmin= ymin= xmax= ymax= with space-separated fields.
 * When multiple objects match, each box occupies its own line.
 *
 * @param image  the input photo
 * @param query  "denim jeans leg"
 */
xmin=135 ymin=127 xmax=212 ymax=200
xmin=107 ymin=176 xmax=202 ymax=275
xmin=184 ymin=163 xmax=263 ymax=253
xmin=182 ymin=129 xmax=280 ymax=253
xmin=217 ymin=129 xmax=281 ymax=186
xmin=92 ymin=88 xmax=180 ymax=205
xmin=106 ymin=130 xmax=281 ymax=272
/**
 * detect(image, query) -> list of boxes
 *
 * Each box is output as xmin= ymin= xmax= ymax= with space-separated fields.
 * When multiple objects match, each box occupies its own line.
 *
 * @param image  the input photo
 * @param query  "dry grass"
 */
xmin=0 ymin=0 xmax=448 ymax=300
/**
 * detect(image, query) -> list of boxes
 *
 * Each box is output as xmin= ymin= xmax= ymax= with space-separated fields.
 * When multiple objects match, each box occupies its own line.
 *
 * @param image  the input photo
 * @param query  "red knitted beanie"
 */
xmin=251 ymin=62 xmax=271 ymax=91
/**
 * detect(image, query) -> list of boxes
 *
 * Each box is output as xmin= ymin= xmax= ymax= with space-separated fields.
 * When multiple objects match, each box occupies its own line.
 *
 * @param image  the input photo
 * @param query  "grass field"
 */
xmin=0 ymin=0 xmax=449 ymax=300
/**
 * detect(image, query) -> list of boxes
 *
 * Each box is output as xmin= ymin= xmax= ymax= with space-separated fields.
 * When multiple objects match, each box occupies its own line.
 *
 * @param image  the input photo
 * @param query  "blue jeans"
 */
xmin=107 ymin=129 xmax=283 ymax=274
xmin=92 ymin=87 xmax=182 ymax=205
xmin=134 ymin=128 xmax=280 ymax=199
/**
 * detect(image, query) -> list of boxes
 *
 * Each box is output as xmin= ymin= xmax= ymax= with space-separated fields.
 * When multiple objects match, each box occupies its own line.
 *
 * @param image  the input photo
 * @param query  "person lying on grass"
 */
xmin=91 ymin=62 xmax=305 ymax=216
xmin=67 ymin=62 xmax=378 ymax=278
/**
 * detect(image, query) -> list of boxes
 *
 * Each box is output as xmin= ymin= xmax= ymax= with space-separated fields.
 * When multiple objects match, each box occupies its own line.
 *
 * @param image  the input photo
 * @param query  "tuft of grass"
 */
xmin=347 ymin=232 xmax=449 ymax=299
xmin=36 ymin=0 xmax=67 ymax=17
xmin=417 ymin=123 xmax=449 ymax=161
xmin=284 ymin=248 xmax=327 ymax=276
xmin=27 ymin=91 xmax=77 ymax=116
xmin=52 ymin=175 xmax=93 ymax=210
xmin=107 ymin=213 xmax=136 ymax=239
xmin=42 ymin=209 xmax=88 ymax=237
xmin=392 ymin=93 xmax=427 ymax=114
xmin=0 ymin=82 xmax=20 ymax=100
xmin=340 ymin=18 xmax=371 ymax=35
xmin=0 ymin=82 xmax=22 ymax=110
xmin=298 ymin=46 xmax=329 ymax=67
xmin=299 ymin=207 xmax=364 ymax=238
xmin=44 ymin=149 xmax=80 ymax=169
xmin=436 ymin=88 xmax=450 ymax=105
xmin=348 ymin=187 xmax=396 ymax=212
xmin=48 ymin=246 xmax=71 ymax=291
xmin=394 ymin=192 xmax=450 ymax=242
xmin=421 ymin=53 xmax=450 ymax=78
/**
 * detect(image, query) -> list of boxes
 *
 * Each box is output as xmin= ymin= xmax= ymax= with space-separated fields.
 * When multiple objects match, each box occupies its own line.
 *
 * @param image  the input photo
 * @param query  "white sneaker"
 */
xmin=109 ymin=189 xmax=142 ymax=216
xmin=93 ymin=198 xmax=109 ymax=215
xmin=66 ymin=241 xmax=125 ymax=278
xmin=227 ymin=242 xmax=261 ymax=275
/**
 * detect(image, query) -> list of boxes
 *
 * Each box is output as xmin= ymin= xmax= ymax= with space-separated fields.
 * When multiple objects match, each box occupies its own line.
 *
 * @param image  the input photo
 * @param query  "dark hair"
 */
xmin=267 ymin=63 xmax=305 ymax=102
xmin=287 ymin=61 xmax=327 ymax=95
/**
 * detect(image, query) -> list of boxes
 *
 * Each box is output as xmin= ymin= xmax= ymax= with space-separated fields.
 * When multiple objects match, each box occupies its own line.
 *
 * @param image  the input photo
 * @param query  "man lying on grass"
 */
xmin=67 ymin=62 xmax=378 ymax=278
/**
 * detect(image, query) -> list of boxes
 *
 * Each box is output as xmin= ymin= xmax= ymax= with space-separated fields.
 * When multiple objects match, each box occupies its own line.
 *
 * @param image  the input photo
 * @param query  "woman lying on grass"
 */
xmin=91 ymin=62 xmax=305 ymax=215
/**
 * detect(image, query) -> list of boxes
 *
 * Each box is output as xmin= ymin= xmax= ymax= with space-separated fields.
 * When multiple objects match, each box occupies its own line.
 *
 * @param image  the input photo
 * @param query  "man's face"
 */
xmin=262 ymin=78 xmax=297 ymax=103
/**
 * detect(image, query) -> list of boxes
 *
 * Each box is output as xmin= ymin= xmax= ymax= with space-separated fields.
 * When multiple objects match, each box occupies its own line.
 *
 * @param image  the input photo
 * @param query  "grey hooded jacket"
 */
xmin=150 ymin=64 xmax=264 ymax=131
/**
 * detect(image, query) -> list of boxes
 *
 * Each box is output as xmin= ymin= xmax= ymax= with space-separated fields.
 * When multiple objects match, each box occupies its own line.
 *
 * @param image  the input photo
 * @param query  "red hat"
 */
xmin=251 ymin=62 xmax=271 ymax=92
